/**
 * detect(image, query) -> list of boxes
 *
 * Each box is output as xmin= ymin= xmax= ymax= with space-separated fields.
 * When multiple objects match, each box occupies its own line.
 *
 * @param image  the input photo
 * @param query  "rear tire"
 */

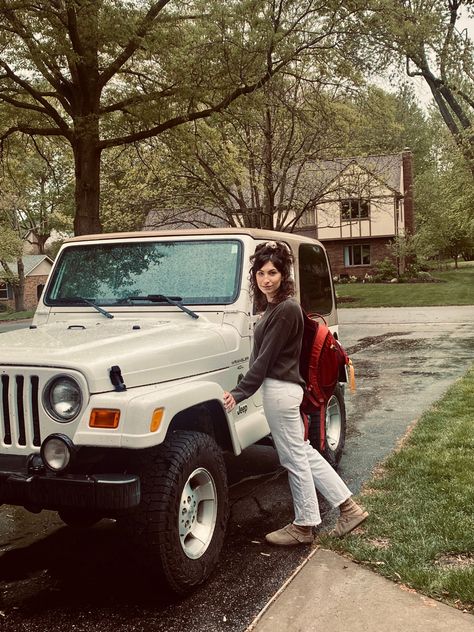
xmin=118 ymin=430 xmax=229 ymax=595
xmin=308 ymin=384 xmax=346 ymax=468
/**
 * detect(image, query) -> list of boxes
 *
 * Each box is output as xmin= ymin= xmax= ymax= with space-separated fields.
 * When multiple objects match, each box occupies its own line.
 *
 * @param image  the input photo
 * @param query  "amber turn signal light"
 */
xmin=89 ymin=408 xmax=120 ymax=429
xmin=150 ymin=408 xmax=164 ymax=432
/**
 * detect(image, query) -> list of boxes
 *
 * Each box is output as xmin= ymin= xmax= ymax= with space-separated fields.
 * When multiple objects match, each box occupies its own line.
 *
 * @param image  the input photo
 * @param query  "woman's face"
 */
xmin=256 ymin=260 xmax=282 ymax=302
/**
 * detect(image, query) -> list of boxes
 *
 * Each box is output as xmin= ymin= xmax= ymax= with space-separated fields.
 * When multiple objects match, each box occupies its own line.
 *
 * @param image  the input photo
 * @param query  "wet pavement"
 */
xmin=0 ymin=305 xmax=473 ymax=632
xmin=0 ymin=319 xmax=32 ymax=334
xmin=337 ymin=306 xmax=474 ymax=493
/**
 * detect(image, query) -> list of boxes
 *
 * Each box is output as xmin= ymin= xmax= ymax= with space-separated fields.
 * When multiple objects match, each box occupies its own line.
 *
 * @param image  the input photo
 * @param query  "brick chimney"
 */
xmin=402 ymin=148 xmax=415 ymax=235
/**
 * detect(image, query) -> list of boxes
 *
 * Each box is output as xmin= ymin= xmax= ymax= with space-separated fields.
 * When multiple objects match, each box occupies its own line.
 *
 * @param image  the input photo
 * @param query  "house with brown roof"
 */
xmin=295 ymin=150 xmax=415 ymax=278
xmin=0 ymin=255 xmax=53 ymax=311
xmin=144 ymin=150 xmax=414 ymax=278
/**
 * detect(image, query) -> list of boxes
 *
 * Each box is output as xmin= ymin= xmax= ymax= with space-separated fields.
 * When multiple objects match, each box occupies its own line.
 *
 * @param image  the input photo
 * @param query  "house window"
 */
xmin=298 ymin=209 xmax=316 ymax=226
xmin=0 ymin=282 xmax=9 ymax=300
xmin=341 ymin=198 xmax=370 ymax=221
xmin=344 ymin=244 xmax=370 ymax=266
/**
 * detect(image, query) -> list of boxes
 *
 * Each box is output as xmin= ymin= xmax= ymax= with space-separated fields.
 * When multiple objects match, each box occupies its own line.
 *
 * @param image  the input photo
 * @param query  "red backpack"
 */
xmin=299 ymin=311 xmax=355 ymax=448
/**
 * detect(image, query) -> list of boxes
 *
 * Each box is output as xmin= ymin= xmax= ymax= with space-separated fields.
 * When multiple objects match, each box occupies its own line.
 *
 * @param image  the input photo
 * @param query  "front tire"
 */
xmin=308 ymin=384 xmax=346 ymax=468
xmin=118 ymin=430 xmax=229 ymax=595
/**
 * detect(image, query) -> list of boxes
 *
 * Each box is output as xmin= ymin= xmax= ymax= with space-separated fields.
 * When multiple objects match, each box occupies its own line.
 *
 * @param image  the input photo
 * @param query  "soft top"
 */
xmin=65 ymin=228 xmax=323 ymax=248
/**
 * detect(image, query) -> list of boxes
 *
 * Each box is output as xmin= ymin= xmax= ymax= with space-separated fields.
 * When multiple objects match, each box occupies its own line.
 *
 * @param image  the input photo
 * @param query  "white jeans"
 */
xmin=262 ymin=378 xmax=351 ymax=526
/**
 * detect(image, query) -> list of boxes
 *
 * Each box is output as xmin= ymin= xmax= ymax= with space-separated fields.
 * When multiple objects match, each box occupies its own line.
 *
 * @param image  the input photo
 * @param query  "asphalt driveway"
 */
xmin=337 ymin=305 xmax=474 ymax=492
xmin=0 ymin=305 xmax=473 ymax=632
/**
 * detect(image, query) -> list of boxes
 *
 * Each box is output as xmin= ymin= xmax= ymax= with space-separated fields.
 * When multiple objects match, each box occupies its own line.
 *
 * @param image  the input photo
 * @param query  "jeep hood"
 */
xmin=0 ymin=319 xmax=237 ymax=392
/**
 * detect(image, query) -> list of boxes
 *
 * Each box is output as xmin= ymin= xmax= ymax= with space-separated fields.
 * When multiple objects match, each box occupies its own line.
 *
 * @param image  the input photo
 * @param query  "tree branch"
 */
xmin=0 ymin=91 xmax=49 ymax=115
xmin=0 ymin=5 xmax=73 ymax=112
xmin=0 ymin=126 xmax=67 ymax=143
xmin=100 ymin=85 xmax=178 ymax=114
xmin=99 ymin=0 xmax=172 ymax=88
xmin=440 ymin=0 xmax=460 ymax=81
xmin=0 ymin=60 xmax=71 ymax=134
xmin=99 ymin=59 xmax=291 ymax=149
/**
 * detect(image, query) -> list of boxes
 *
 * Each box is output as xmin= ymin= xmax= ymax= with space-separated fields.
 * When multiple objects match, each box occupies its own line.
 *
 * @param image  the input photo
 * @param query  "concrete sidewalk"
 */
xmin=246 ymin=548 xmax=474 ymax=632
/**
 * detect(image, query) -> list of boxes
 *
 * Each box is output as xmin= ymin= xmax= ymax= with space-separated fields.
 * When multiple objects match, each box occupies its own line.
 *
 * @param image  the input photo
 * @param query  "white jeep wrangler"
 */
xmin=0 ymin=228 xmax=346 ymax=593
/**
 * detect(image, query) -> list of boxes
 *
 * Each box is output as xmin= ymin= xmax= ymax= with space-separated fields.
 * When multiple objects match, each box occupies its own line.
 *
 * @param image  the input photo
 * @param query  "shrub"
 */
xmin=373 ymin=258 xmax=398 ymax=282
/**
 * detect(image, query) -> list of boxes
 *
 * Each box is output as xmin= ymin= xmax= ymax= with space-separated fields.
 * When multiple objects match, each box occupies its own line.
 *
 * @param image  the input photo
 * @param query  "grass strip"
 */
xmin=0 ymin=310 xmax=34 ymax=321
xmin=321 ymin=366 xmax=474 ymax=612
xmin=336 ymin=266 xmax=474 ymax=308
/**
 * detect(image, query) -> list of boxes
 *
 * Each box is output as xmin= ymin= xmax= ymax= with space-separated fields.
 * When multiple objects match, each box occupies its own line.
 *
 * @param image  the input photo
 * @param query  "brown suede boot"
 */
xmin=332 ymin=498 xmax=368 ymax=537
xmin=265 ymin=523 xmax=314 ymax=546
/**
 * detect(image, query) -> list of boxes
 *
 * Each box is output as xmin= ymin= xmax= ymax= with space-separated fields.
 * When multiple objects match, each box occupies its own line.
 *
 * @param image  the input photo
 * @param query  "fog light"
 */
xmin=41 ymin=434 xmax=74 ymax=472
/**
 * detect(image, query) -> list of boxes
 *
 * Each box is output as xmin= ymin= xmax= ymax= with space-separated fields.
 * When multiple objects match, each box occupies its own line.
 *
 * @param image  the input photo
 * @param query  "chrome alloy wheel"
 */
xmin=325 ymin=394 xmax=342 ymax=452
xmin=179 ymin=467 xmax=218 ymax=559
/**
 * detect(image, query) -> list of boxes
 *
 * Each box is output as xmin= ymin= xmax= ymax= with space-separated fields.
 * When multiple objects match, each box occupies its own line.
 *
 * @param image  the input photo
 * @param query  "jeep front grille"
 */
xmin=1 ymin=373 xmax=41 ymax=448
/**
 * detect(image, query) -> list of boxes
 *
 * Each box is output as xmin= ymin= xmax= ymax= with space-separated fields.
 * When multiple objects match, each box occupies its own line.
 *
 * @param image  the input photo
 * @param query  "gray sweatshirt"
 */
xmin=230 ymin=297 xmax=304 ymax=404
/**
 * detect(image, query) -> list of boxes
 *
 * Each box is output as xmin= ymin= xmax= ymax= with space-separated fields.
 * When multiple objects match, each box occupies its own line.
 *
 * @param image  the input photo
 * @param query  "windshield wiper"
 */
xmin=55 ymin=296 xmax=114 ymax=319
xmin=122 ymin=294 xmax=199 ymax=319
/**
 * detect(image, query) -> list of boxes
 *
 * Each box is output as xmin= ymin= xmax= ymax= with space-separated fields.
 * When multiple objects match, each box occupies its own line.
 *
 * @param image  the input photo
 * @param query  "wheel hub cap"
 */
xmin=179 ymin=467 xmax=218 ymax=560
xmin=326 ymin=395 xmax=342 ymax=450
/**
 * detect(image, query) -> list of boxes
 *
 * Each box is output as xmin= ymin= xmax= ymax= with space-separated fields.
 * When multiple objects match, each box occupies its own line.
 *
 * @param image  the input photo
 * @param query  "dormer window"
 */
xmin=340 ymin=198 xmax=370 ymax=221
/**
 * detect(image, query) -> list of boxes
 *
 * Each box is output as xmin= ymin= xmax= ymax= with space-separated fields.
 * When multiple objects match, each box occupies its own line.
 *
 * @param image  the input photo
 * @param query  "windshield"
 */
xmin=45 ymin=239 xmax=243 ymax=306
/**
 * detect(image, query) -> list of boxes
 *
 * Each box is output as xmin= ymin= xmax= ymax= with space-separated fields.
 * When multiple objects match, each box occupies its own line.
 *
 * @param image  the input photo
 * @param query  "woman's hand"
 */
xmin=223 ymin=391 xmax=236 ymax=412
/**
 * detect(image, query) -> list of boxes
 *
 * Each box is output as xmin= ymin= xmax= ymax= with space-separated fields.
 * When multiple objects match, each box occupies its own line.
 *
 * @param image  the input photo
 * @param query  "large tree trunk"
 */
xmin=72 ymin=127 xmax=102 ymax=236
xmin=424 ymin=74 xmax=474 ymax=178
xmin=13 ymin=258 xmax=25 ymax=312
xmin=261 ymin=106 xmax=275 ymax=230
xmin=72 ymin=1 xmax=102 ymax=237
xmin=35 ymin=233 xmax=49 ymax=255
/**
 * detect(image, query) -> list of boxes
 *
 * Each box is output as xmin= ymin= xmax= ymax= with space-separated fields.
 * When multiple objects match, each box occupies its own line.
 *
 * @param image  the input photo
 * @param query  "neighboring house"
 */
xmin=295 ymin=150 xmax=415 ymax=278
xmin=22 ymin=228 xmax=67 ymax=255
xmin=0 ymin=255 xmax=53 ymax=311
xmin=144 ymin=150 xmax=414 ymax=278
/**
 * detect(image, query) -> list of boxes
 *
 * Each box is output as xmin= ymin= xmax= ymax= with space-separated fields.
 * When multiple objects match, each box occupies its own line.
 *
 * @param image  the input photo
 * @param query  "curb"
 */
xmin=245 ymin=545 xmax=319 ymax=632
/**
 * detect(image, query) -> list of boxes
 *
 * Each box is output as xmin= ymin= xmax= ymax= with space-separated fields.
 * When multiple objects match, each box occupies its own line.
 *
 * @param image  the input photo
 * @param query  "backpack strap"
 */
xmin=301 ymin=407 xmax=326 ymax=450
xmin=319 ymin=404 xmax=326 ymax=451
xmin=301 ymin=411 xmax=309 ymax=441
xmin=307 ymin=324 xmax=328 ymax=403
xmin=307 ymin=312 xmax=328 ymax=326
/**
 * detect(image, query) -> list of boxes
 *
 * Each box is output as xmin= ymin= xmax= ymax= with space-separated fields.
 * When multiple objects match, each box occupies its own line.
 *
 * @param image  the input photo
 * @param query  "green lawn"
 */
xmin=321 ymin=366 xmax=474 ymax=613
xmin=0 ymin=310 xmax=34 ymax=321
xmin=336 ymin=265 xmax=474 ymax=308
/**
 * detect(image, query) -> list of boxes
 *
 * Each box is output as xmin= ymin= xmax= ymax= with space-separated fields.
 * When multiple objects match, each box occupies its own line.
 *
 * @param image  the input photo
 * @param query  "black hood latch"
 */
xmin=109 ymin=365 xmax=127 ymax=391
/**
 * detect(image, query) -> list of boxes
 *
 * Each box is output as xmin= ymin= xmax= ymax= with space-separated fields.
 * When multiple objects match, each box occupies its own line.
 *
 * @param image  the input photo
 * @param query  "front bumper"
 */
xmin=0 ymin=456 xmax=140 ymax=513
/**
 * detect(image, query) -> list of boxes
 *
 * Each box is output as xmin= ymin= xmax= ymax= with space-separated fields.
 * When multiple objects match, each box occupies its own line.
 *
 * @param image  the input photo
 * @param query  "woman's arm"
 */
xmin=229 ymin=302 xmax=300 ymax=404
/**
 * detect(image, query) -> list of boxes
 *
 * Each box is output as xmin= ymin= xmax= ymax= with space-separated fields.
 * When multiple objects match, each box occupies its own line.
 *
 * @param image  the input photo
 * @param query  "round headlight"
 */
xmin=41 ymin=434 xmax=73 ymax=472
xmin=43 ymin=376 xmax=82 ymax=422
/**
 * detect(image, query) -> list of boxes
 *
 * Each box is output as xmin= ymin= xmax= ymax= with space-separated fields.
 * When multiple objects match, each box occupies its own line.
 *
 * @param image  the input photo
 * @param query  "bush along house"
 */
xmin=295 ymin=150 xmax=415 ymax=279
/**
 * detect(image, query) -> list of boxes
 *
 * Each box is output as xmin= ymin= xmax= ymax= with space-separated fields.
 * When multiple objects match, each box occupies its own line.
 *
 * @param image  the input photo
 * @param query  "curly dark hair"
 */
xmin=249 ymin=240 xmax=295 ymax=312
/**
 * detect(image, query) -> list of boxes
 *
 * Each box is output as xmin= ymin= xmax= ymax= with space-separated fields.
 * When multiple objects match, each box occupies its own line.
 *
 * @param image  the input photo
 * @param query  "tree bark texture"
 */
xmin=13 ymin=258 xmax=25 ymax=312
xmin=73 ymin=134 xmax=102 ymax=235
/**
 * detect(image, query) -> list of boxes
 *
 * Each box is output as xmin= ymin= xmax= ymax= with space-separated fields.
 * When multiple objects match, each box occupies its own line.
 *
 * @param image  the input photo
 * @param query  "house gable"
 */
xmin=0 ymin=255 xmax=53 ymax=311
xmin=295 ymin=150 xmax=413 ymax=278
xmin=24 ymin=256 xmax=53 ymax=276
xmin=319 ymin=158 xmax=402 ymax=201
xmin=0 ymin=255 xmax=53 ymax=279
xmin=297 ymin=153 xmax=405 ymax=242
